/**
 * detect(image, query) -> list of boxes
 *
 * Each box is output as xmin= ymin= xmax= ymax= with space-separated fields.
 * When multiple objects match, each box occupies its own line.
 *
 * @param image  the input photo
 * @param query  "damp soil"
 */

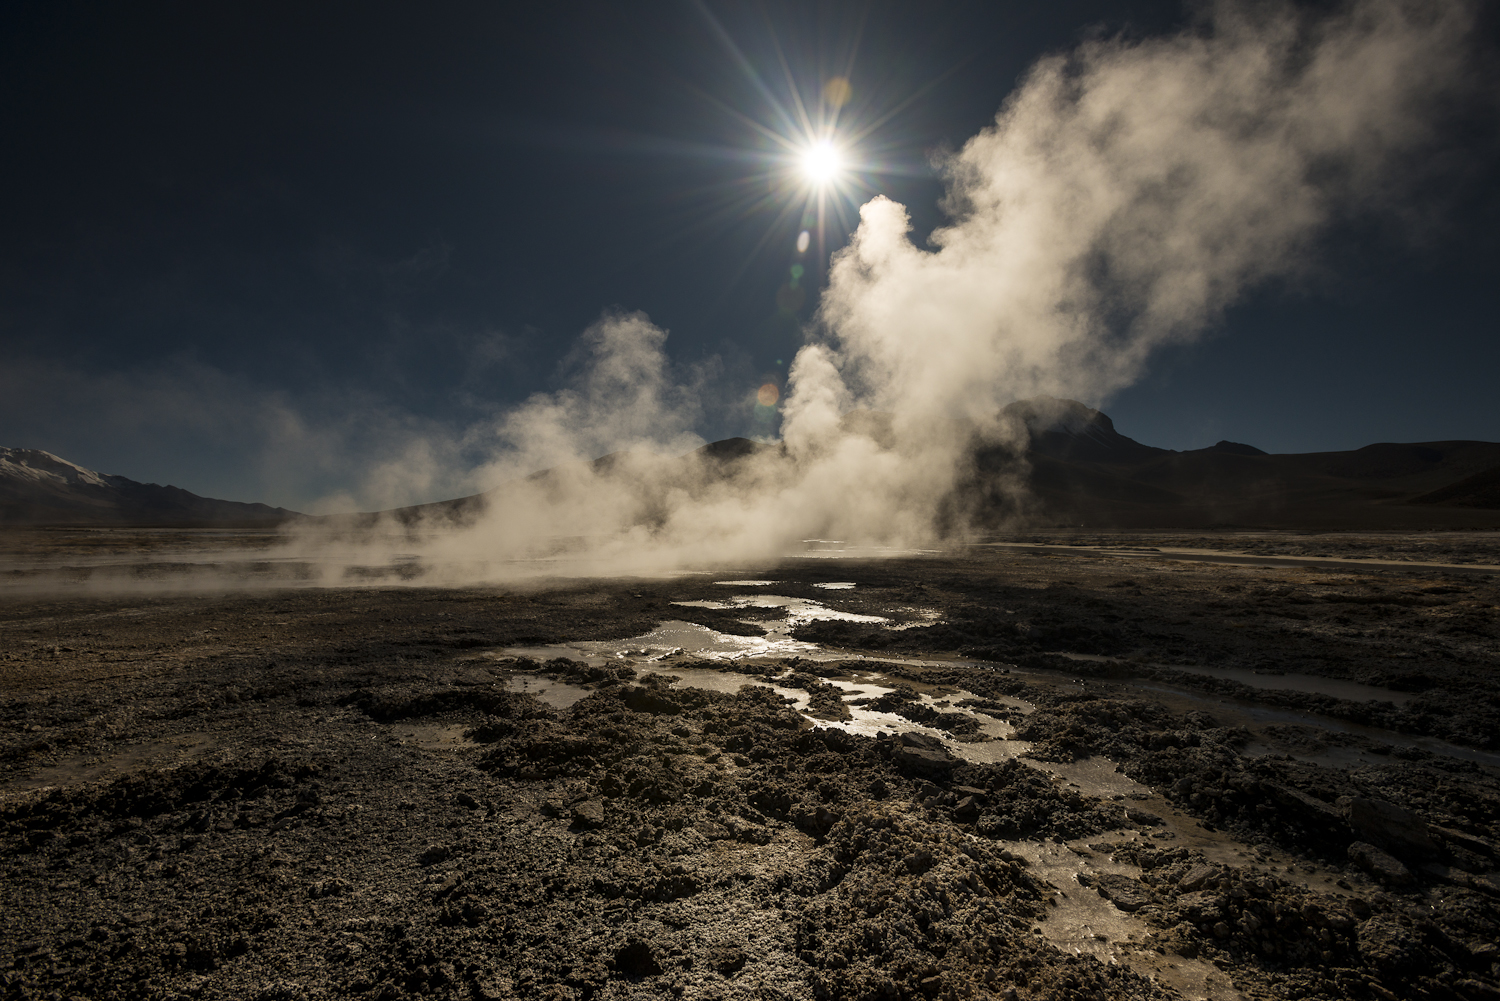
xmin=1 ymin=537 xmax=1498 ymax=1001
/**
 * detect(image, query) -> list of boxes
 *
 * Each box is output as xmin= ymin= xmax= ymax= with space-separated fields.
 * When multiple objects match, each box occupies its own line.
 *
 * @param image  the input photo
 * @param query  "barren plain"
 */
xmin=2 ymin=529 xmax=1499 ymax=1001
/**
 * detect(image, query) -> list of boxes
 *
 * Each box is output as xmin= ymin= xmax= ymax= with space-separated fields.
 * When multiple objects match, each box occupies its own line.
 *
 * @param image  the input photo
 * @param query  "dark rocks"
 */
xmin=1093 ymin=873 xmax=1154 ymax=912
xmin=308 ymin=877 xmax=351 ymax=899
xmin=1349 ymin=841 xmax=1415 ymax=886
xmin=612 ymin=938 xmax=662 ymax=977
xmin=897 ymin=746 xmax=955 ymax=770
xmin=346 ymin=686 xmax=553 ymax=724
xmin=1458 ymin=979 xmax=1500 ymax=1001
xmin=1178 ymin=863 xmax=1222 ymax=891
xmin=888 ymin=700 xmax=987 ymax=739
xmin=1262 ymin=781 xmax=1347 ymax=832
xmin=4 ymin=561 xmax=1500 ymax=1001
xmin=893 ymin=732 xmax=956 ymax=772
xmin=785 ymin=673 xmax=853 ymax=722
xmin=1338 ymin=795 xmax=1438 ymax=856
xmin=621 ymin=686 xmax=682 ymax=716
xmin=1358 ymin=914 xmax=1432 ymax=976
xmin=797 ymin=805 xmax=1159 ymax=1001
xmin=952 ymin=795 xmax=982 ymax=821
xmin=572 ymin=798 xmax=606 ymax=827
xmin=708 ymin=945 xmax=747 ymax=975
xmin=417 ymin=843 xmax=452 ymax=866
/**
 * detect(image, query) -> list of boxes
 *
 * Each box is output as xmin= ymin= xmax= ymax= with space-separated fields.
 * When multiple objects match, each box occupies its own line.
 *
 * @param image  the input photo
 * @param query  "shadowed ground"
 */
xmin=2 ymin=535 xmax=1498 ymax=1000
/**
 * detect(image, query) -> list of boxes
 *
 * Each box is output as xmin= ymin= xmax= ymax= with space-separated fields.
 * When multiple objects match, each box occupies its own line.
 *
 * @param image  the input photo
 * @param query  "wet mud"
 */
xmin=1 ymin=536 xmax=1498 ymax=1000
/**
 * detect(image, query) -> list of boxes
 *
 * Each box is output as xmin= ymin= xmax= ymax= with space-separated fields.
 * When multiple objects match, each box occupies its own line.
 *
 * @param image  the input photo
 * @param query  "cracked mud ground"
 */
xmin=2 ymin=536 xmax=1499 ymax=1001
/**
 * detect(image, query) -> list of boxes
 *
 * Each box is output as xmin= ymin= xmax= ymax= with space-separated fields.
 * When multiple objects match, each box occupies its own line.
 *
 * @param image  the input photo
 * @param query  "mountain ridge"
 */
xmin=6 ymin=398 xmax=1500 ymax=530
xmin=0 ymin=447 xmax=300 ymax=527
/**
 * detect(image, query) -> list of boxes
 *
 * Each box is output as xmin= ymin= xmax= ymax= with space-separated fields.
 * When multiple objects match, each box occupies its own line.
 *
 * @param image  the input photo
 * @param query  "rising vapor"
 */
xmin=808 ymin=0 xmax=1476 ymax=423
xmin=291 ymin=0 xmax=1480 ymax=582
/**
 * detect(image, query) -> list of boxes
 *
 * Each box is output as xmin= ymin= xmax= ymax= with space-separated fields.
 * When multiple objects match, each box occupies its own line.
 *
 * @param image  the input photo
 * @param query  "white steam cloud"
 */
xmin=718 ymin=0 xmax=1482 ymax=562
xmin=811 ymin=0 xmax=1475 ymax=426
xmin=43 ymin=0 xmax=1477 ymax=588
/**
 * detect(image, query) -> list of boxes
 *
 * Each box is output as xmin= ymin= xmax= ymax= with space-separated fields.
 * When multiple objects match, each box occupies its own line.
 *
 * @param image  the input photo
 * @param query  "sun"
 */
xmin=799 ymin=140 xmax=843 ymax=186
xmin=648 ymin=6 xmax=907 ymax=306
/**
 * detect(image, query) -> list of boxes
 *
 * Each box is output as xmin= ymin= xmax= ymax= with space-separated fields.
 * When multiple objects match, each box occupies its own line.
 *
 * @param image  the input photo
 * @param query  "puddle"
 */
xmin=497 ymin=627 xmax=1031 ymax=749
xmin=794 ymin=542 xmax=942 ymax=559
xmin=503 ymin=614 xmax=1499 ymax=773
xmin=500 ymin=674 xmax=598 ymax=710
xmin=817 ymin=685 xmax=1028 ymax=746
xmin=998 ymin=767 xmax=1344 ymax=1001
xmin=481 ymin=601 xmax=1473 ymax=1000
xmin=488 ymin=622 xmax=1367 ymax=999
xmin=673 ymin=594 xmax=887 ymax=631
xmin=1033 ymin=756 xmax=1147 ymax=800
xmin=886 ymin=607 xmax=944 ymax=630
xmin=637 ymin=667 xmax=810 ymax=710
xmin=1014 ymin=835 xmax=1246 ymax=1001
xmin=813 ymin=582 xmax=856 ymax=590
xmin=713 ymin=580 xmax=779 ymax=587
xmin=1053 ymin=653 xmax=1415 ymax=705
xmin=503 ymin=610 xmax=954 ymax=667
xmin=505 ymin=620 xmax=821 ymax=665
xmin=497 ymin=662 xmax=810 ymax=711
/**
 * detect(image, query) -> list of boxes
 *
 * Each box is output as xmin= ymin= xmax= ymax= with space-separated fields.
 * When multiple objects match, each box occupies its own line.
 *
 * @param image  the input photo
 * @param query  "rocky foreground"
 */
xmin=1 ymin=540 xmax=1498 ymax=1001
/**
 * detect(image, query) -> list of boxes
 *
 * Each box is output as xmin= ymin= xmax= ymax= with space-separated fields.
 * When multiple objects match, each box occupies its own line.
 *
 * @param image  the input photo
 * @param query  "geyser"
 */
xmin=282 ymin=0 xmax=1481 ymax=582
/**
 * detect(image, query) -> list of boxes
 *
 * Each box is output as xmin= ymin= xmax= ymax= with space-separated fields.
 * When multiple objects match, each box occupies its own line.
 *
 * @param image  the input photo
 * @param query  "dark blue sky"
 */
xmin=2 ymin=1 xmax=1496 ymax=510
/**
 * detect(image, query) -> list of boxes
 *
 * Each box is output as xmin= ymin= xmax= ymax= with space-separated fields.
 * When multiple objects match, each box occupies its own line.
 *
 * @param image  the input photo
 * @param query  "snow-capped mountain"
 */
xmin=1 ymin=448 xmax=132 ymax=491
xmin=0 ymin=447 xmax=299 ymax=526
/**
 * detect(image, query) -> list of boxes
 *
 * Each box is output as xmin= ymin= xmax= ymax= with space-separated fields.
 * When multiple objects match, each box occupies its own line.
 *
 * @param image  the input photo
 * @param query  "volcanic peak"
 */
xmin=998 ymin=395 xmax=1165 ymax=463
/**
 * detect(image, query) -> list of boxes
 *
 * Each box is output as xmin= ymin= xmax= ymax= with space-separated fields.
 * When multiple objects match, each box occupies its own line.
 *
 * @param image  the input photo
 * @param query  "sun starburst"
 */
xmin=798 ymin=139 xmax=844 ymax=187
xmin=608 ymin=2 xmax=943 ymax=338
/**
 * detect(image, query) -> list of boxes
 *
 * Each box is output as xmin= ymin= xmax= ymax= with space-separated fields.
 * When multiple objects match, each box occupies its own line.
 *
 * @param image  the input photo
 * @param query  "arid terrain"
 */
xmin=2 ymin=530 xmax=1499 ymax=1001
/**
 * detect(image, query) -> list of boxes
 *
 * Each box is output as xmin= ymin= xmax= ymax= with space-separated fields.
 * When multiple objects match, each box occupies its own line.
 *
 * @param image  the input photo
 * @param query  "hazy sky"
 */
xmin=2 ymin=0 xmax=1496 ymax=511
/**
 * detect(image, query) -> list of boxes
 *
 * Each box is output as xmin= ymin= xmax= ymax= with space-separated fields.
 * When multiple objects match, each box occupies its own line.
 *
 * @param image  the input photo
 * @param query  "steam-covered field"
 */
xmin=2 ymin=534 xmax=1498 ymax=1000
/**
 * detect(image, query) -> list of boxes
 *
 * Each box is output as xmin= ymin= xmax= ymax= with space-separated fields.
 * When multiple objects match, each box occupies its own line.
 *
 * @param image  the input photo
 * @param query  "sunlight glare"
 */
xmin=799 ymin=140 xmax=843 ymax=186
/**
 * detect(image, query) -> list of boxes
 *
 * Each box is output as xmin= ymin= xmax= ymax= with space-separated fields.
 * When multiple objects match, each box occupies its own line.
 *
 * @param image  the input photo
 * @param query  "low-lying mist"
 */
xmin=243 ymin=1 xmax=1495 ymax=585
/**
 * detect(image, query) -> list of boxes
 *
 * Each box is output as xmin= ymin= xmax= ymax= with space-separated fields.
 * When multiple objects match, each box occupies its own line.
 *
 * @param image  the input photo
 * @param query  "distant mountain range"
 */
xmin=0 ymin=448 xmax=299 ymax=527
xmin=976 ymin=397 xmax=1500 ymax=529
xmin=5 ymin=398 xmax=1499 ymax=530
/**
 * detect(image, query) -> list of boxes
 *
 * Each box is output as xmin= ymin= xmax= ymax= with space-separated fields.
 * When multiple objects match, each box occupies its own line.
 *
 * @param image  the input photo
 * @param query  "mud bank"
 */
xmin=1 ymin=540 xmax=1497 ymax=1000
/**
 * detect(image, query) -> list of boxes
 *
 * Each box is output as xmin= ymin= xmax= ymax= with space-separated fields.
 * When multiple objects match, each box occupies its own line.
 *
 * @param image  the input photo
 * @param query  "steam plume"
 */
xmin=289 ymin=0 xmax=1485 ymax=582
xmin=806 ymin=0 xmax=1475 ymax=426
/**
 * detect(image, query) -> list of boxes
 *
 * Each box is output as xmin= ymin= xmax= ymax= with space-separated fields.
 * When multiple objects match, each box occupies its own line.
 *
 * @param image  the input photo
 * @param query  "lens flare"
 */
xmin=756 ymin=383 xmax=780 ymax=407
xmin=823 ymin=77 xmax=852 ymax=108
xmin=796 ymin=230 xmax=810 ymax=253
xmin=799 ymin=140 xmax=842 ymax=186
